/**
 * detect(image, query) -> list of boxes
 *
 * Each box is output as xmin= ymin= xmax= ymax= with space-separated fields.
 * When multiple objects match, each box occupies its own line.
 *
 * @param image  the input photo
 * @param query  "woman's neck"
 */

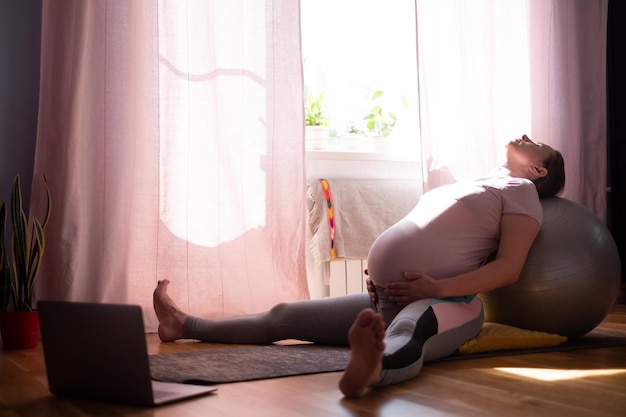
xmin=493 ymin=163 xmax=530 ymax=180
xmin=491 ymin=166 xmax=513 ymax=177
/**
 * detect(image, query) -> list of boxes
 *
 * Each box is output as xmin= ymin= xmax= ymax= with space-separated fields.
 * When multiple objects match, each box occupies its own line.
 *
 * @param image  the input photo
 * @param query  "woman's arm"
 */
xmin=384 ymin=213 xmax=541 ymax=304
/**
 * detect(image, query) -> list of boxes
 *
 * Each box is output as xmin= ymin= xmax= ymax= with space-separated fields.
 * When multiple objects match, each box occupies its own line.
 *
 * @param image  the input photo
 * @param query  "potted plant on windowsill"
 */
xmin=363 ymin=90 xmax=398 ymax=139
xmin=0 ymin=174 xmax=51 ymax=350
xmin=304 ymin=91 xmax=331 ymax=150
xmin=362 ymin=90 xmax=408 ymax=152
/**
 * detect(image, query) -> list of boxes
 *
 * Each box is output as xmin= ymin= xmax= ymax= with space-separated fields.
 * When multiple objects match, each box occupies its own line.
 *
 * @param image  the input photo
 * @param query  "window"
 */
xmin=301 ymin=0 xmax=420 ymax=155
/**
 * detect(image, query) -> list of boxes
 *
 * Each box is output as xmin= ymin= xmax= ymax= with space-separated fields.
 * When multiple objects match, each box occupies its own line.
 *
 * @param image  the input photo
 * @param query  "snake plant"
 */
xmin=0 ymin=175 xmax=51 ymax=312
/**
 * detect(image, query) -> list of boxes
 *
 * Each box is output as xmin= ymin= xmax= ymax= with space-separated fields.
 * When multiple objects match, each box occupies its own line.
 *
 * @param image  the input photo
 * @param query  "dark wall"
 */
xmin=607 ymin=0 xmax=626 ymax=282
xmin=0 ymin=0 xmax=42 ymax=211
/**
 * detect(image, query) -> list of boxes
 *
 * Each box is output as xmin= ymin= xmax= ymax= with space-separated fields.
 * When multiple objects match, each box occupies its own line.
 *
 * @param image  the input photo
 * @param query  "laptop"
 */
xmin=38 ymin=300 xmax=217 ymax=406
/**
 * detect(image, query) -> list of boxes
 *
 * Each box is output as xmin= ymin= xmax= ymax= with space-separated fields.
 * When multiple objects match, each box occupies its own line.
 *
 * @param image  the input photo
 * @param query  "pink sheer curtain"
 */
xmin=416 ymin=0 xmax=608 ymax=219
xmin=32 ymin=0 xmax=309 ymax=332
xmin=529 ymin=0 xmax=608 ymax=218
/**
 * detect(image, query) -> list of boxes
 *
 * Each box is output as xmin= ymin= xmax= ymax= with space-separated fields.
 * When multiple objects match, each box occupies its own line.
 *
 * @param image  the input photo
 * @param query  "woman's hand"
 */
xmin=364 ymin=269 xmax=378 ymax=305
xmin=383 ymin=271 xmax=439 ymax=305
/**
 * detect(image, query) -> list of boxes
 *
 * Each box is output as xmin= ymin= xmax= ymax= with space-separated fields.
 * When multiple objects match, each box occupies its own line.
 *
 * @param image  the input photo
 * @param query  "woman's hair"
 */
xmin=532 ymin=149 xmax=565 ymax=199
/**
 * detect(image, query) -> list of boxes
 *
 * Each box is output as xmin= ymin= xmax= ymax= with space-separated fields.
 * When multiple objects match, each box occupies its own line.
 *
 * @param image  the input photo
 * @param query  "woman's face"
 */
xmin=505 ymin=135 xmax=555 ymax=178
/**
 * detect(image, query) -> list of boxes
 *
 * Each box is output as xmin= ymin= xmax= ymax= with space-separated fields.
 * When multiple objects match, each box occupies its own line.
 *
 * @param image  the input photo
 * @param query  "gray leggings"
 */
xmin=185 ymin=293 xmax=372 ymax=345
xmin=183 ymin=292 xmax=483 ymax=387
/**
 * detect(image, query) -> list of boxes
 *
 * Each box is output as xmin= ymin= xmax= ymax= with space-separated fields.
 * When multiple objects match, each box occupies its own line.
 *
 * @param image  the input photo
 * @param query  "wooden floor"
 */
xmin=2 ymin=305 xmax=625 ymax=417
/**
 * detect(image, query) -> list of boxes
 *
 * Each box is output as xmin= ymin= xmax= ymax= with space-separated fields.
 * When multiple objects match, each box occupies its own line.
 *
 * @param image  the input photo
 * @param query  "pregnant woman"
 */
xmin=154 ymin=135 xmax=565 ymax=397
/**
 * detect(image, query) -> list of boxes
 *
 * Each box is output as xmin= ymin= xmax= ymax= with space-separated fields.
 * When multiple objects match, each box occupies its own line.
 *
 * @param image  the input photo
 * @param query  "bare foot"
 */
xmin=339 ymin=308 xmax=386 ymax=398
xmin=153 ymin=279 xmax=187 ymax=342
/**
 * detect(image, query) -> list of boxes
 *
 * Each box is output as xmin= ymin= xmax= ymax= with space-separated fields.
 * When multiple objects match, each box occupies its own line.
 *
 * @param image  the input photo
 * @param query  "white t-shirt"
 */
xmin=367 ymin=176 xmax=543 ymax=284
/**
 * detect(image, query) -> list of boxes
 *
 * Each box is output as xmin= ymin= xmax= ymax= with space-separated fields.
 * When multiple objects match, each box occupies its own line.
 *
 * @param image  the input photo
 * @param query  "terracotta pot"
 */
xmin=0 ymin=310 xmax=40 ymax=350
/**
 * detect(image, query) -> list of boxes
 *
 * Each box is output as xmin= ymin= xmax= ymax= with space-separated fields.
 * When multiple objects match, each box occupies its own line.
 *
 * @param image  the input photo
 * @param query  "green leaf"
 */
xmin=10 ymin=176 xmax=29 ymax=308
xmin=372 ymin=90 xmax=384 ymax=100
xmin=41 ymin=175 xmax=52 ymax=230
xmin=26 ymin=218 xmax=45 ymax=309
xmin=401 ymin=95 xmax=409 ymax=109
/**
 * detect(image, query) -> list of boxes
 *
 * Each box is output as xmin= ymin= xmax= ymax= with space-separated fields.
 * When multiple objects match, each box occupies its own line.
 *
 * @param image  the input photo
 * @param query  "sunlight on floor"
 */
xmin=380 ymin=399 xmax=458 ymax=417
xmin=494 ymin=367 xmax=626 ymax=382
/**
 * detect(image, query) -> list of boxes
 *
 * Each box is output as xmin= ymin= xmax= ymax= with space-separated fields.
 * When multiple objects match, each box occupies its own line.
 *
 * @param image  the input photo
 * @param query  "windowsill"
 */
xmin=306 ymin=149 xmax=419 ymax=162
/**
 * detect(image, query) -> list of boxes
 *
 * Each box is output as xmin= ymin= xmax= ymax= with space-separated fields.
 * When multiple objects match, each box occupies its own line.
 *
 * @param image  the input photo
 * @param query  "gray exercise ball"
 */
xmin=479 ymin=197 xmax=621 ymax=338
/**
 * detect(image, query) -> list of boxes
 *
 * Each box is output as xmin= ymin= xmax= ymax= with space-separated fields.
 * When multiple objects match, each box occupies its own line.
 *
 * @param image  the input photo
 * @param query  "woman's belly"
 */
xmin=366 ymin=214 xmax=495 ymax=286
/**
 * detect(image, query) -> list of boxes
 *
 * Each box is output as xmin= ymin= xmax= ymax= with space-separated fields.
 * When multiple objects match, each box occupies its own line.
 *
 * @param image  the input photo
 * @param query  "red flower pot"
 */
xmin=0 ymin=310 xmax=40 ymax=350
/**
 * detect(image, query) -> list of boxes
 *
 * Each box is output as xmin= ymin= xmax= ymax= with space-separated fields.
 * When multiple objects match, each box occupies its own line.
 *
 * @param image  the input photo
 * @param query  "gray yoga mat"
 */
xmin=150 ymin=344 xmax=350 ymax=385
xmin=149 ymin=329 xmax=626 ymax=385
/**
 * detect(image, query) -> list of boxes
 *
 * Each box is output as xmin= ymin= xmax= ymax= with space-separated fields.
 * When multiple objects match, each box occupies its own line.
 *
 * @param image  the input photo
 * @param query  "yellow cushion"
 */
xmin=457 ymin=322 xmax=568 ymax=354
